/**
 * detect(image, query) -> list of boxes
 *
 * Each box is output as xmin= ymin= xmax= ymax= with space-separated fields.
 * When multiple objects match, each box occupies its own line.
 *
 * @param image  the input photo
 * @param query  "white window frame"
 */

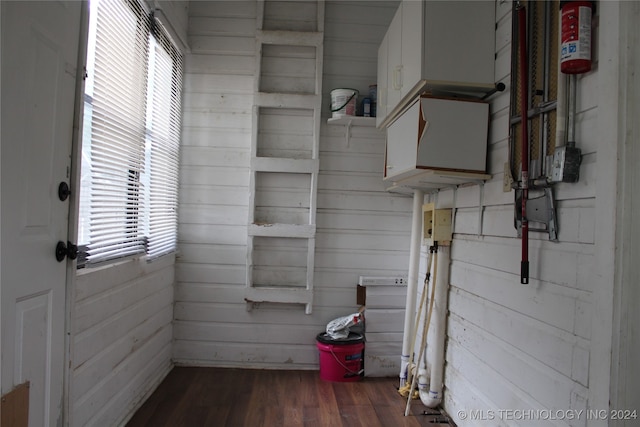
xmin=77 ymin=0 xmax=183 ymax=268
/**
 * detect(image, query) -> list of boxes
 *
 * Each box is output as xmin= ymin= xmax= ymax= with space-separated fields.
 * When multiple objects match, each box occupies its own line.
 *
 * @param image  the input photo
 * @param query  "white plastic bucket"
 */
xmin=330 ymin=88 xmax=358 ymax=118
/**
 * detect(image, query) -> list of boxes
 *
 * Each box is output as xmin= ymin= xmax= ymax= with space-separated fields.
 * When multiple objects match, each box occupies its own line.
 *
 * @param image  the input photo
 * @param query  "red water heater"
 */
xmin=560 ymin=1 xmax=594 ymax=74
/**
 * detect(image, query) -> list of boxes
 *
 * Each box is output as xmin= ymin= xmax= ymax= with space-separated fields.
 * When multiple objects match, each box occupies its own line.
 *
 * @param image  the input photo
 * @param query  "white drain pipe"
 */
xmin=419 ymin=244 xmax=450 ymax=408
xmin=399 ymin=189 xmax=424 ymax=387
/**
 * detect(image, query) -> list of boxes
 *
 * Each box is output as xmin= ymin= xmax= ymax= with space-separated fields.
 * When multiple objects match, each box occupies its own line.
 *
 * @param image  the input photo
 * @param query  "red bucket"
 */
xmin=316 ymin=332 xmax=364 ymax=382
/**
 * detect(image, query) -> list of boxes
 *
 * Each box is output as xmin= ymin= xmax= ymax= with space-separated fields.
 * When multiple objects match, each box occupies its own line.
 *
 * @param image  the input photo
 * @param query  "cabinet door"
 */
xmin=376 ymin=31 xmax=388 ymax=127
xmin=386 ymin=4 xmax=402 ymax=115
xmin=400 ymin=0 xmax=423 ymax=99
xmin=423 ymin=1 xmax=495 ymax=86
xmin=416 ymin=98 xmax=489 ymax=172
xmin=385 ymin=98 xmax=420 ymax=180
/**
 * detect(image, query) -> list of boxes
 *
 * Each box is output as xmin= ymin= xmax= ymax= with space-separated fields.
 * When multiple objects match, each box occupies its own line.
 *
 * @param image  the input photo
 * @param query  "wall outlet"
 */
xmin=358 ymin=276 xmax=408 ymax=286
xmin=503 ymin=161 xmax=514 ymax=192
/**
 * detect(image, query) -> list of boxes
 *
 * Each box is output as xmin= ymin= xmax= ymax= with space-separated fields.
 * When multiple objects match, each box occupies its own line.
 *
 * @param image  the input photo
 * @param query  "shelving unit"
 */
xmin=327 ymin=116 xmax=376 ymax=126
xmin=327 ymin=116 xmax=377 ymax=145
xmin=385 ymin=169 xmax=491 ymax=195
xmin=245 ymin=0 xmax=325 ymax=314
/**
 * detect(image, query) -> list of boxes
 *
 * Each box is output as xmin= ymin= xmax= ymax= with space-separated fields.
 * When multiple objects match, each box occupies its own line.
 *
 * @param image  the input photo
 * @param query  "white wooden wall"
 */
xmin=174 ymin=0 xmax=409 ymax=369
xmin=64 ymin=1 xmax=637 ymax=424
xmin=147 ymin=0 xmax=190 ymax=49
xmin=611 ymin=2 xmax=640 ymax=421
xmin=69 ymin=1 xmax=188 ymax=424
xmin=70 ymin=257 xmax=175 ymax=426
xmin=420 ymin=2 xmax=617 ymax=426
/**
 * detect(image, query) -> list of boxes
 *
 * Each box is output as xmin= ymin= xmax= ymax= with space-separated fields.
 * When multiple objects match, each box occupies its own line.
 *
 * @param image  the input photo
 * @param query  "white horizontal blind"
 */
xmin=145 ymin=21 xmax=183 ymax=259
xmin=78 ymin=0 xmax=183 ymax=266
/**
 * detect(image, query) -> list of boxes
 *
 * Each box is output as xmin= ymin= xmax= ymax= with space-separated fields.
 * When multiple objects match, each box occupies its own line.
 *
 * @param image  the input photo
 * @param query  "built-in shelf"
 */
xmin=327 ymin=116 xmax=376 ymax=126
xmin=327 ymin=116 xmax=378 ymax=145
xmin=248 ymin=223 xmax=316 ymax=238
xmin=386 ymin=169 xmax=492 ymax=194
xmin=245 ymin=287 xmax=313 ymax=311
xmin=246 ymin=2 xmax=325 ymax=315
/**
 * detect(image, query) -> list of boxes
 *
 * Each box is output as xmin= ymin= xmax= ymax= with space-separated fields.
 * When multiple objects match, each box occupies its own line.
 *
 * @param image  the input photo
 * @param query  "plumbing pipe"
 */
xmin=518 ymin=5 xmax=530 ymax=284
xmin=405 ymin=245 xmax=438 ymax=416
xmin=403 ymin=246 xmax=435 ymax=393
xmin=567 ymin=74 xmax=578 ymax=147
xmin=556 ymin=75 xmax=568 ymax=146
xmin=419 ymin=244 xmax=450 ymax=408
xmin=541 ymin=0 xmax=552 ymax=178
xmin=417 ymin=368 xmax=429 ymax=400
xmin=400 ymin=189 xmax=425 ymax=387
xmin=555 ymin=2 xmax=568 ymax=151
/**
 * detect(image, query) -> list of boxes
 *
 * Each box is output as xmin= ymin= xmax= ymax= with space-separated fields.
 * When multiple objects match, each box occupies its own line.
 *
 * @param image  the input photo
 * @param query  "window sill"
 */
xmin=76 ymin=251 xmax=176 ymax=277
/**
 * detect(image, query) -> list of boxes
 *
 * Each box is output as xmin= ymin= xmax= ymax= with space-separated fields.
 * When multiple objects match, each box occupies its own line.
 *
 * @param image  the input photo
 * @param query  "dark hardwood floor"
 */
xmin=126 ymin=367 xmax=454 ymax=427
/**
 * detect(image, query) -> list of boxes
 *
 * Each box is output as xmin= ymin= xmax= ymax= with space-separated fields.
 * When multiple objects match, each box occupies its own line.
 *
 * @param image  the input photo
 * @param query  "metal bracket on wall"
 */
xmin=514 ymin=187 xmax=558 ymax=241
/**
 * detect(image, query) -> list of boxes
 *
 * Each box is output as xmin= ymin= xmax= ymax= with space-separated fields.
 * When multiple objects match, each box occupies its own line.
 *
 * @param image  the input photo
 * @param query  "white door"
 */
xmin=1 ymin=1 xmax=83 ymax=425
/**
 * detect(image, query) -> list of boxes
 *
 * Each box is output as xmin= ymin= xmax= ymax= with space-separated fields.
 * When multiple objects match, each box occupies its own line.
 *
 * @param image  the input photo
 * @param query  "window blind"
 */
xmin=145 ymin=20 xmax=183 ymax=259
xmin=78 ymin=0 xmax=182 ymax=266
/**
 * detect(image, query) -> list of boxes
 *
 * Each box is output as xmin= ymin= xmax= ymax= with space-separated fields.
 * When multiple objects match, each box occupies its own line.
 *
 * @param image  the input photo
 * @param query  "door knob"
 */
xmin=55 ymin=241 xmax=78 ymax=262
xmin=58 ymin=182 xmax=71 ymax=201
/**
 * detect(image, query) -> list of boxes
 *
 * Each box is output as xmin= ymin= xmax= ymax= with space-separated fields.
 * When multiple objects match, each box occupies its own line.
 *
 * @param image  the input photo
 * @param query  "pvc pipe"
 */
xmin=556 ymin=2 xmax=568 ymax=149
xmin=405 ymin=246 xmax=438 ymax=416
xmin=541 ymin=0 xmax=551 ymax=178
xmin=518 ymin=5 xmax=530 ymax=285
xmin=400 ymin=189 xmax=424 ymax=387
xmin=417 ymin=368 xmax=429 ymax=395
xmin=405 ymin=247 xmax=434 ymax=390
xmin=419 ymin=245 xmax=451 ymax=408
xmin=567 ymin=74 xmax=578 ymax=146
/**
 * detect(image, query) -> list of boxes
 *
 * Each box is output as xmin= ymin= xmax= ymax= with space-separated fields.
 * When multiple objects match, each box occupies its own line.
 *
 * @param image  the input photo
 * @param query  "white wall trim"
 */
xmin=65 ymin=2 xmax=90 ymax=423
xmin=589 ymin=2 xmax=622 ymax=425
xmin=610 ymin=1 xmax=640 ymax=422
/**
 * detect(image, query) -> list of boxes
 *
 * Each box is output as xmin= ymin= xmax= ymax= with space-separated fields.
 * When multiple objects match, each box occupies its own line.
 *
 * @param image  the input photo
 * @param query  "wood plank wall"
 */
xmin=175 ymin=0 xmax=409 ymax=369
xmin=69 ymin=1 xmax=189 ymax=424
xmin=71 ymin=256 xmax=175 ymax=426
xmin=67 ymin=1 xmax=622 ymax=425
xmin=421 ymin=2 xmax=598 ymax=425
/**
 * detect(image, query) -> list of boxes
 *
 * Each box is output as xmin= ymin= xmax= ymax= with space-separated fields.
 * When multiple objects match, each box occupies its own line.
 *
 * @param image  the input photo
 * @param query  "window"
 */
xmin=78 ymin=0 xmax=183 ymax=267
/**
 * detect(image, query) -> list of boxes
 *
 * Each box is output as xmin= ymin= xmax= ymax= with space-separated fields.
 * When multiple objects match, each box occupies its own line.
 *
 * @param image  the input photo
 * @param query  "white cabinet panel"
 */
xmin=400 ymin=0 xmax=423 ymax=99
xmin=376 ymin=31 xmax=388 ymax=127
xmin=377 ymin=0 xmax=495 ymax=128
xmin=385 ymin=98 xmax=421 ymax=179
xmin=386 ymin=5 xmax=403 ymax=117
xmin=422 ymin=1 xmax=495 ymax=86
xmin=385 ymin=96 xmax=489 ymax=183
xmin=417 ymin=98 xmax=489 ymax=171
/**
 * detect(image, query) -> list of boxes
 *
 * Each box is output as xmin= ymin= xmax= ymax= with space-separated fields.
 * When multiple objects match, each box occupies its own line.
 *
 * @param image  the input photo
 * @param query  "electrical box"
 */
xmin=550 ymin=145 xmax=582 ymax=183
xmin=422 ymin=203 xmax=452 ymax=242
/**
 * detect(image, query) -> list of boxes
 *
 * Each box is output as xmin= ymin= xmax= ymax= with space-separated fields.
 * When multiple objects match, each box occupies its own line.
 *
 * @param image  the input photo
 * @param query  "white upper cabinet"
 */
xmin=377 ymin=0 xmax=496 ymax=128
xmin=385 ymin=96 xmax=490 ymax=183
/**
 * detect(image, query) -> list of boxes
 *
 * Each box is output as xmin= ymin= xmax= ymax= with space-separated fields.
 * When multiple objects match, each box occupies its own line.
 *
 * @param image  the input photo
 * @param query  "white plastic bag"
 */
xmin=326 ymin=312 xmax=362 ymax=340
